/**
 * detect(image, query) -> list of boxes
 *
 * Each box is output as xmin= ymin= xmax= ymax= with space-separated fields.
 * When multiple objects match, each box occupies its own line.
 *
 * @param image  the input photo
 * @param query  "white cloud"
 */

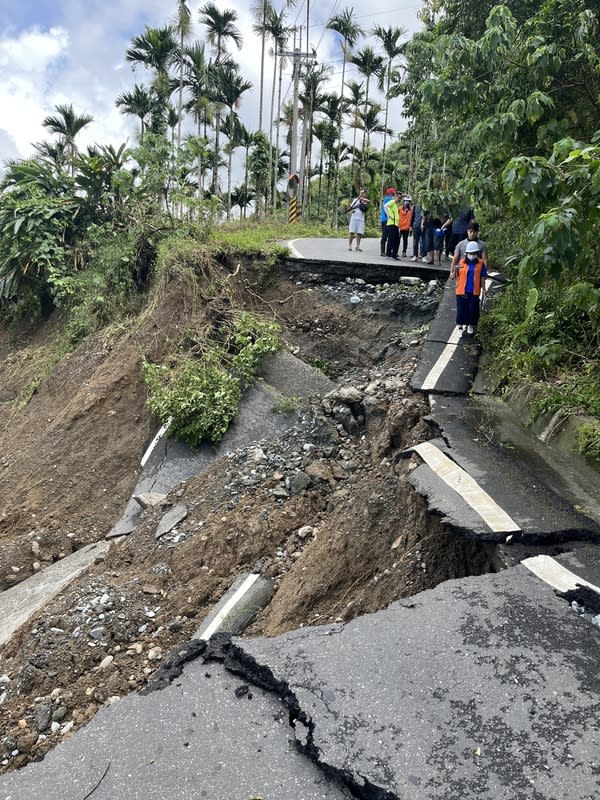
xmin=0 ymin=2 xmax=423 ymax=179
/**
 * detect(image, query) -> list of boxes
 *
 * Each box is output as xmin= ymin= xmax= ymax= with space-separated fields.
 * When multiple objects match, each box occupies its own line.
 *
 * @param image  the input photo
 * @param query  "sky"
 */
xmin=0 ymin=0 xmax=424 ymax=175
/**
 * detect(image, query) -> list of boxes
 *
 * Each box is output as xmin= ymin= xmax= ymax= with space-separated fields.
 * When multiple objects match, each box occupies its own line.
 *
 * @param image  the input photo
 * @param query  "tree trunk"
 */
xmin=333 ymin=54 xmax=346 ymax=229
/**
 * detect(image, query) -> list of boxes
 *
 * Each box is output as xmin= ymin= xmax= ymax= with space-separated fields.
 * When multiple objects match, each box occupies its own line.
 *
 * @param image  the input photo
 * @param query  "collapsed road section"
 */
xmin=1 ymin=261 xmax=599 ymax=798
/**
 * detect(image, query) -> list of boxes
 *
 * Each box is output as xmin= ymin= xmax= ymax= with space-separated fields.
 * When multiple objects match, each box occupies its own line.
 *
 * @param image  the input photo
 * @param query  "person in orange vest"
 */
xmin=454 ymin=240 xmax=487 ymax=335
xmin=398 ymin=195 xmax=413 ymax=258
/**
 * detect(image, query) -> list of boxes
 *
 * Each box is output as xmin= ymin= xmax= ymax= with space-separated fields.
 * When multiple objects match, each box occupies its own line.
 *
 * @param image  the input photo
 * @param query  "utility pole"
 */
xmin=280 ymin=26 xmax=316 ymax=222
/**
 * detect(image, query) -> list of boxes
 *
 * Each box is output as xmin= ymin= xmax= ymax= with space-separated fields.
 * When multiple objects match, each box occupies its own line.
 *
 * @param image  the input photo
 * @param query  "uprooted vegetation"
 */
xmin=0 ymin=249 xmax=495 ymax=772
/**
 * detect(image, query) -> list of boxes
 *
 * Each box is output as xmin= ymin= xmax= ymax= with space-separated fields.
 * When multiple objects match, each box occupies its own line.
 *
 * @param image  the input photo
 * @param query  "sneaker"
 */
xmin=467 ymin=324 xmax=474 ymax=334
xmin=422 ymin=257 xmax=430 ymax=263
xmin=410 ymin=256 xmax=417 ymax=262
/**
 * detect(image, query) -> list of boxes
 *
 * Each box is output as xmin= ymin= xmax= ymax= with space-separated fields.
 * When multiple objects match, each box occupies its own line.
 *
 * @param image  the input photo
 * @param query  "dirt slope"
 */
xmin=0 ymin=259 xmax=492 ymax=771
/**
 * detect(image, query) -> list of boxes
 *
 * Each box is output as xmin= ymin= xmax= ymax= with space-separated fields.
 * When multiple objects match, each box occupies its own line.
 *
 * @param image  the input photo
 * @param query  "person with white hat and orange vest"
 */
xmin=454 ymin=240 xmax=487 ymax=335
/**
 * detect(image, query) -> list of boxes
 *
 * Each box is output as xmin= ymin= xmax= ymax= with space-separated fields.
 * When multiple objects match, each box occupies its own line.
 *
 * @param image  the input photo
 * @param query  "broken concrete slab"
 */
xmin=155 ymin=503 xmax=188 ymax=540
xmin=194 ymin=572 xmax=274 ymax=641
xmin=225 ymin=567 xmax=600 ymax=800
xmin=0 ymin=541 xmax=110 ymax=647
xmin=133 ymin=492 xmax=167 ymax=509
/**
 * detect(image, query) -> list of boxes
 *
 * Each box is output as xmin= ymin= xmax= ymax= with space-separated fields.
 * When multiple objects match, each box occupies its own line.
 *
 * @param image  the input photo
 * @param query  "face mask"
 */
xmin=467 ymin=254 xmax=478 ymax=261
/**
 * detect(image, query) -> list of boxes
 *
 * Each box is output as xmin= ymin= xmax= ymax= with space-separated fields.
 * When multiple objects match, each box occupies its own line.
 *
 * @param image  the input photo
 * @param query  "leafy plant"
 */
xmin=143 ymin=311 xmax=279 ymax=448
xmin=576 ymin=421 xmax=600 ymax=462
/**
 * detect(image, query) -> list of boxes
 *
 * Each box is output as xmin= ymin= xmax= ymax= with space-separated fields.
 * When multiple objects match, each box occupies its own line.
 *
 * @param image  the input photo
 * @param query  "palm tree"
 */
xmin=199 ymin=3 xmax=243 ymax=194
xmin=42 ymin=103 xmax=93 ymax=175
xmin=372 ymin=25 xmax=406 ymax=194
xmin=299 ymin=62 xmax=332 ymax=218
xmin=173 ymin=1 xmax=192 ymax=152
xmin=248 ymin=131 xmax=270 ymax=219
xmin=357 ymin=101 xmax=389 ymax=148
xmin=166 ymin=104 xmax=181 ymax=147
xmin=183 ymin=42 xmax=212 ymax=194
xmin=214 ymin=60 xmax=252 ymax=216
xmin=199 ymin=2 xmax=242 ymax=62
xmin=126 ymin=26 xmax=178 ymax=129
xmin=312 ymin=119 xmax=336 ymax=218
xmin=238 ymin=123 xmax=257 ymax=217
xmin=266 ymin=7 xmax=291 ymax=212
xmin=345 ymin=79 xmax=365 ymax=186
xmin=116 ymin=84 xmax=157 ymax=141
xmin=252 ymin=1 xmax=273 ymax=131
xmin=220 ymin=112 xmax=243 ymax=218
xmin=32 ymin=140 xmax=69 ymax=173
xmin=349 ymin=47 xmax=384 ymax=184
xmin=319 ymin=93 xmax=347 ymax=212
xmin=230 ymin=183 xmax=255 ymax=218
xmin=326 ymin=9 xmax=364 ymax=225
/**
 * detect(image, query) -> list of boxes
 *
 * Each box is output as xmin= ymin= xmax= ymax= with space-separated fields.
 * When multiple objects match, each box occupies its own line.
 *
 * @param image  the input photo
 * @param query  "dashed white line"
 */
xmin=410 ymin=441 xmax=521 ymax=533
xmin=522 ymin=555 xmax=600 ymax=594
xmin=420 ymin=326 xmax=463 ymax=391
xmin=197 ymin=573 xmax=261 ymax=640
xmin=141 ymin=417 xmax=173 ymax=467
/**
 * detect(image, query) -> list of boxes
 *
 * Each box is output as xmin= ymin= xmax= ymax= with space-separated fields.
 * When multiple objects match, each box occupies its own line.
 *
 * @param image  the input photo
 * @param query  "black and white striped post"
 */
xmin=287 ymin=172 xmax=300 ymax=223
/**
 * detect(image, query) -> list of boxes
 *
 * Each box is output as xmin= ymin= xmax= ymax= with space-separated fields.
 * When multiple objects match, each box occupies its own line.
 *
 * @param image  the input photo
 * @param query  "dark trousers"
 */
xmin=400 ymin=230 xmax=409 ymax=255
xmin=412 ymin=227 xmax=422 ymax=257
xmin=456 ymin=293 xmax=481 ymax=326
xmin=380 ymin=221 xmax=389 ymax=255
xmin=449 ymin=232 xmax=464 ymax=254
xmin=385 ymin=225 xmax=400 ymax=258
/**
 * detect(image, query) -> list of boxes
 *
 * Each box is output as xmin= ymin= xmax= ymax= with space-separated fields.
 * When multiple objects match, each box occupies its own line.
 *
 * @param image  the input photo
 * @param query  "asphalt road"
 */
xmin=2 ymin=237 xmax=600 ymax=800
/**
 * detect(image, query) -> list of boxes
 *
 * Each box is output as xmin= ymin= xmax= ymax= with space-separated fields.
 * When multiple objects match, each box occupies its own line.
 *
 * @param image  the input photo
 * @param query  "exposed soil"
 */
xmin=0 ymin=258 xmax=493 ymax=772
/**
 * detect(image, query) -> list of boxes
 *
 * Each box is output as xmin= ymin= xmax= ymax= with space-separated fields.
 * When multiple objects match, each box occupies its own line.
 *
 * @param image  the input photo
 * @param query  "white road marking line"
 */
xmin=420 ymin=326 xmax=463 ymax=391
xmin=410 ymin=441 xmax=521 ymax=533
xmin=287 ymin=238 xmax=304 ymax=258
xmin=522 ymin=555 xmax=600 ymax=594
xmin=141 ymin=417 xmax=173 ymax=467
xmin=198 ymin=573 xmax=261 ymax=641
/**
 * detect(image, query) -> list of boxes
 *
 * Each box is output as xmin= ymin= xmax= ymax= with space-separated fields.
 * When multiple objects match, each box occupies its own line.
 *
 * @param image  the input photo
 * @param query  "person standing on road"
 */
xmin=448 ymin=205 xmax=475 ymax=256
xmin=450 ymin=222 xmax=488 ymax=277
xmin=385 ymin=191 xmax=401 ymax=260
xmin=348 ymin=189 xmax=369 ymax=251
xmin=398 ymin=196 xmax=413 ymax=258
xmin=380 ymin=187 xmax=396 ymax=257
xmin=410 ymin=199 xmax=423 ymax=261
xmin=454 ymin=240 xmax=487 ymax=335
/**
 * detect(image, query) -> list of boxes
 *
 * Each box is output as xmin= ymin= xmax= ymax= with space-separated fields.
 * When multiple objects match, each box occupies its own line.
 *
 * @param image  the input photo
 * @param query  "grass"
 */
xmin=209 ymin=219 xmax=338 ymax=260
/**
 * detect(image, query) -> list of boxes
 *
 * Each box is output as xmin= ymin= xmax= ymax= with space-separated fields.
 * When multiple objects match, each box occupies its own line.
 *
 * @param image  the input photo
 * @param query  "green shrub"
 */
xmin=143 ymin=311 xmax=279 ymax=449
xmin=576 ymin=422 xmax=600 ymax=462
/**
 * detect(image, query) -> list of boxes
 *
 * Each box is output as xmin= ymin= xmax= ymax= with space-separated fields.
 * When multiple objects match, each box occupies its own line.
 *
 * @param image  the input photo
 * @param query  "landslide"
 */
xmin=0 ymin=256 xmax=493 ymax=772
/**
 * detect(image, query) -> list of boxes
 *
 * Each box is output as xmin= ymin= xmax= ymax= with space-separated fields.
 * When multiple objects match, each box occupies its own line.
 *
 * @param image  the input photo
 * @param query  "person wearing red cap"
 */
xmin=380 ymin=187 xmax=396 ymax=257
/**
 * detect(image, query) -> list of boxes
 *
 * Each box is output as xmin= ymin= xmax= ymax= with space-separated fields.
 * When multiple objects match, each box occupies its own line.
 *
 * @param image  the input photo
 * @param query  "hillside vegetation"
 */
xmin=0 ymin=0 xmax=599 ymax=457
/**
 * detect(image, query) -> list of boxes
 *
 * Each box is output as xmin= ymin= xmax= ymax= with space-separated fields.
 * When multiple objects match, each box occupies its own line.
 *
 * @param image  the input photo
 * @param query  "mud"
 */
xmin=0 ymin=258 xmax=492 ymax=772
